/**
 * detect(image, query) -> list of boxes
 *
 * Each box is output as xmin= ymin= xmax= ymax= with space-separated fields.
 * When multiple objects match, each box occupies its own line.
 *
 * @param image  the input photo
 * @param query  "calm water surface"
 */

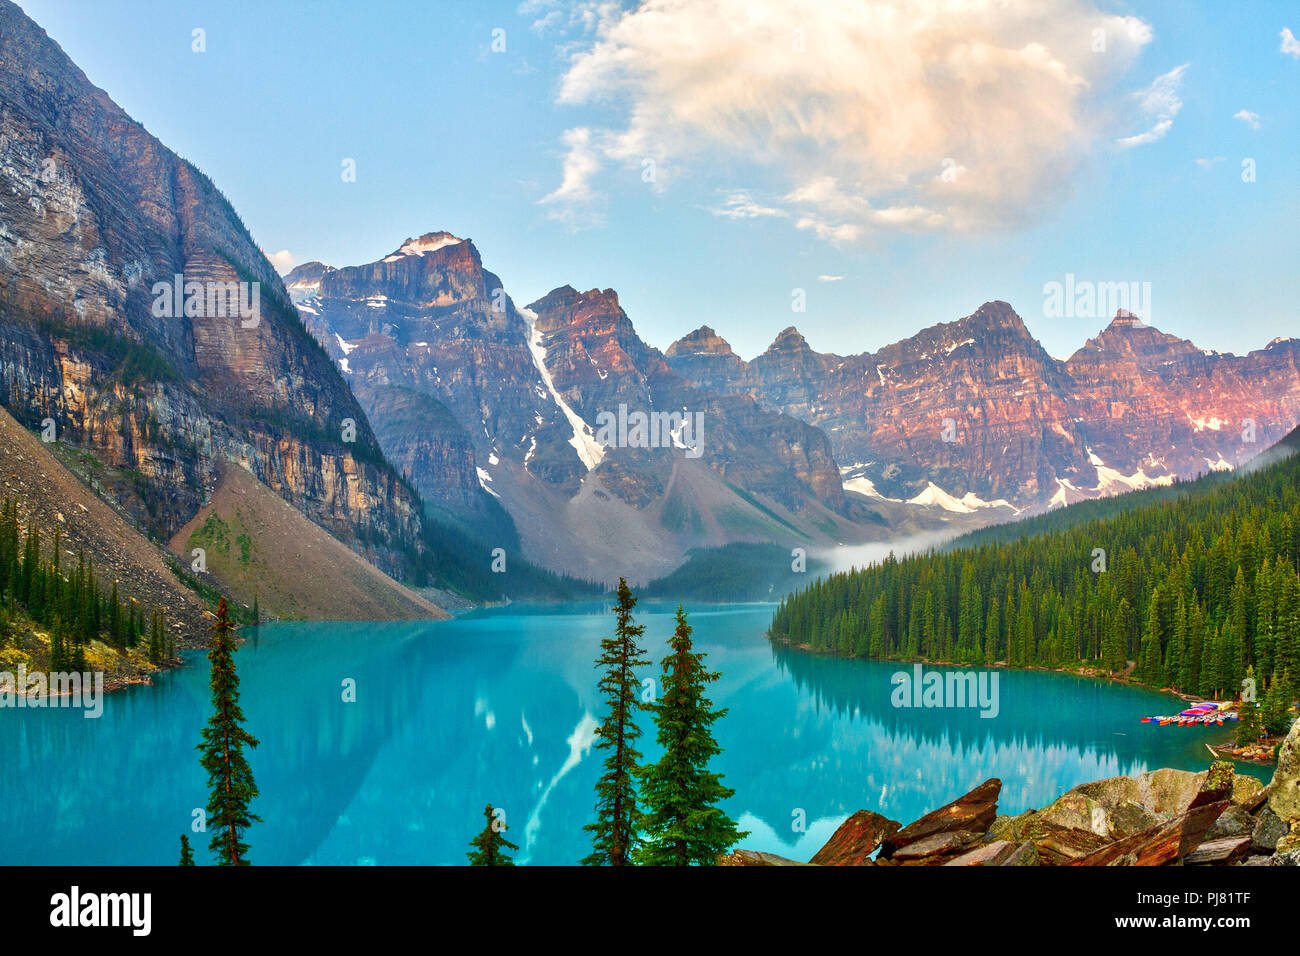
xmin=0 ymin=603 xmax=1262 ymax=865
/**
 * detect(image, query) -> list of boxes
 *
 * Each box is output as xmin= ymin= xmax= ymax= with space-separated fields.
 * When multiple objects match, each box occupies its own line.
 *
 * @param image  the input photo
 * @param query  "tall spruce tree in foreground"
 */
xmin=637 ymin=605 xmax=747 ymax=865
xmin=178 ymin=834 xmax=195 ymax=866
xmin=466 ymin=804 xmax=518 ymax=865
xmin=196 ymin=598 xmax=260 ymax=865
xmin=583 ymin=578 xmax=650 ymax=866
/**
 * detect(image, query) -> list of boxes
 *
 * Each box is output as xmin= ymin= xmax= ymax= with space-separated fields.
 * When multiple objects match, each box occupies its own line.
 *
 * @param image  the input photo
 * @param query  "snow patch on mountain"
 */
xmin=842 ymin=475 xmax=899 ymax=500
xmin=519 ymin=306 xmax=606 ymax=471
xmin=1187 ymin=414 xmax=1226 ymax=432
xmin=394 ymin=233 xmax=463 ymax=257
xmin=907 ymin=482 xmax=976 ymax=513
xmin=476 ymin=466 xmax=500 ymax=498
xmin=1088 ymin=448 xmax=1175 ymax=493
xmin=1048 ymin=477 xmax=1081 ymax=510
xmin=959 ymin=491 xmax=1019 ymax=513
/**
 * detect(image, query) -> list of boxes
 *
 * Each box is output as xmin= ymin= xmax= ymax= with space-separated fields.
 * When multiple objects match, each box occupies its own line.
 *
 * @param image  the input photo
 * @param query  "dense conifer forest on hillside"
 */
xmin=770 ymin=430 xmax=1300 ymax=717
xmin=0 ymin=499 xmax=174 ymax=668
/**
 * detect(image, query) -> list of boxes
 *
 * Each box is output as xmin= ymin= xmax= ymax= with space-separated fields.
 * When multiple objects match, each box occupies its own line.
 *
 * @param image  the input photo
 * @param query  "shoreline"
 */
xmin=772 ymin=637 xmax=1280 ymax=765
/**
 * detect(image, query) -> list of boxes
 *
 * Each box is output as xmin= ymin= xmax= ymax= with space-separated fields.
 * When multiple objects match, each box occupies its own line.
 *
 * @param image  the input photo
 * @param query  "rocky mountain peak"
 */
xmin=285 ymin=260 xmax=333 ymax=281
xmin=283 ymin=261 xmax=335 ymax=302
xmin=526 ymin=285 xmax=579 ymax=316
xmin=766 ymin=326 xmax=811 ymax=354
xmin=1105 ymin=308 xmax=1147 ymax=330
xmin=527 ymin=286 xmax=624 ymax=335
xmin=1078 ymin=310 xmax=1198 ymax=363
xmin=666 ymin=325 xmax=736 ymax=358
xmin=965 ymin=300 xmax=1028 ymax=333
xmin=388 ymin=231 xmax=465 ymax=259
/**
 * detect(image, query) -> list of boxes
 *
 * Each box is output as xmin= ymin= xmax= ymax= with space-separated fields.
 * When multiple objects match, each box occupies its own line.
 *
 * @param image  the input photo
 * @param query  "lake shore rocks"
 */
xmin=808 ymin=810 xmax=900 ymax=866
xmin=732 ymin=719 xmax=1300 ymax=868
xmin=877 ymin=778 xmax=1001 ymax=859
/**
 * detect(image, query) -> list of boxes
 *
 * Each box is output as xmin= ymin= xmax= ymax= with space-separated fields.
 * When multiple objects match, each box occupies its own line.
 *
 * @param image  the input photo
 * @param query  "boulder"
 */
xmin=1189 ymin=761 xmax=1235 ymax=809
xmin=1069 ymin=767 xmax=1207 ymax=820
xmin=1274 ymin=832 xmax=1300 ymax=866
xmin=1185 ymin=836 xmax=1252 ymax=866
xmin=1036 ymin=792 xmax=1109 ymax=836
xmin=1230 ymin=775 xmax=1266 ymax=811
xmin=987 ymin=812 xmax=1033 ymax=843
xmin=1110 ymin=800 xmax=1161 ymax=838
xmin=878 ymin=779 xmax=1001 ymax=858
xmin=1073 ymin=800 xmax=1228 ymax=866
xmin=1000 ymin=841 xmax=1040 ymax=866
xmin=1266 ymin=716 xmax=1300 ymax=825
xmin=717 ymin=849 xmax=811 ymax=866
xmin=1205 ymin=804 xmax=1256 ymax=840
xmin=892 ymin=830 xmax=980 ymax=863
xmin=943 ymin=840 xmax=1018 ymax=866
xmin=809 ymin=810 xmax=901 ymax=866
xmin=1020 ymin=819 xmax=1113 ymax=865
xmin=1251 ymin=808 xmax=1287 ymax=852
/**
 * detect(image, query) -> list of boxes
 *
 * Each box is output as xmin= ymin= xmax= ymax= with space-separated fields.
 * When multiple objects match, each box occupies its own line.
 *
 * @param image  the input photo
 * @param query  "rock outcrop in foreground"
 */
xmin=721 ymin=719 xmax=1300 ymax=866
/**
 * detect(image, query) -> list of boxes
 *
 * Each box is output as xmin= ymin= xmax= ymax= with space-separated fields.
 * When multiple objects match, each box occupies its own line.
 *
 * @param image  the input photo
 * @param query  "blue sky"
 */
xmin=16 ymin=0 xmax=1299 ymax=360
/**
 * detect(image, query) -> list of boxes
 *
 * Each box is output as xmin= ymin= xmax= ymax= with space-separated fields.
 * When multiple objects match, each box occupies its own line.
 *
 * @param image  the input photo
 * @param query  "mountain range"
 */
xmin=289 ymin=236 xmax=1300 ymax=583
xmin=2 ymin=0 xmax=1299 ymax=601
xmin=286 ymin=238 xmax=883 ymax=584
xmin=665 ymin=303 xmax=1300 ymax=510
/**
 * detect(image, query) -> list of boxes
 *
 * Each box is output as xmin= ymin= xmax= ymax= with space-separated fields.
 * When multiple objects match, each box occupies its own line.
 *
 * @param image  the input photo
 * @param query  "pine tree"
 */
xmin=583 ymin=577 xmax=650 ymax=866
xmin=466 ymin=804 xmax=518 ymax=866
xmin=636 ymin=605 xmax=747 ymax=865
xmin=179 ymin=834 xmax=195 ymax=866
xmin=49 ymin=616 xmax=65 ymax=671
xmin=1262 ymin=668 xmax=1292 ymax=738
xmin=196 ymin=598 xmax=260 ymax=865
xmin=1236 ymin=665 xmax=1264 ymax=746
xmin=1138 ymin=592 xmax=1163 ymax=685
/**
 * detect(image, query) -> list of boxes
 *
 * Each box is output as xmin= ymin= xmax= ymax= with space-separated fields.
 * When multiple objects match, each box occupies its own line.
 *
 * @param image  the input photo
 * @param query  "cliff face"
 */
xmin=525 ymin=285 xmax=846 ymax=513
xmin=666 ymin=302 xmax=1300 ymax=507
xmin=288 ymin=235 xmax=579 ymax=517
xmin=0 ymin=0 xmax=424 ymax=575
xmin=1063 ymin=315 xmax=1300 ymax=485
xmin=296 ymin=241 xmax=851 ymax=583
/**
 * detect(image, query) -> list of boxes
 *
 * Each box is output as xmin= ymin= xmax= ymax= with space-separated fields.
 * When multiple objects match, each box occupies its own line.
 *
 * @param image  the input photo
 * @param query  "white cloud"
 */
xmin=539 ymin=126 xmax=605 ymax=225
xmin=1234 ymin=109 xmax=1262 ymax=129
xmin=817 ymin=275 xmax=844 ymax=282
xmin=519 ymin=0 xmax=617 ymax=36
xmin=264 ymin=249 xmax=297 ymax=274
xmin=1282 ymin=27 xmax=1300 ymax=58
xmin=541 ymin=0 xmax=1154 ymax=238
xmin=1116 ymin=119 xmax=1172 ymax=148
xmin=1116 ymin=64 xmax=1187 ymax=148
xmin=707 ymin=190 xmax=787 ymax=220
xmin=1194 ymin=156 xmax=1225 ymax=169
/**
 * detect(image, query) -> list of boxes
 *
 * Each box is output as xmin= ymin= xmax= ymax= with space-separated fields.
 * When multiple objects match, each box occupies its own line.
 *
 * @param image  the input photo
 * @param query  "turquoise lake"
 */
xmin=0 ymin=603 xmax=1267 ymax=865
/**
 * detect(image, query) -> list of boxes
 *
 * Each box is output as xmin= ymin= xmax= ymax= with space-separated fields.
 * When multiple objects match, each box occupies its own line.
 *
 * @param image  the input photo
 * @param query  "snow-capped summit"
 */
xmin=384 ymin=231 xmax=464 ymax=261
